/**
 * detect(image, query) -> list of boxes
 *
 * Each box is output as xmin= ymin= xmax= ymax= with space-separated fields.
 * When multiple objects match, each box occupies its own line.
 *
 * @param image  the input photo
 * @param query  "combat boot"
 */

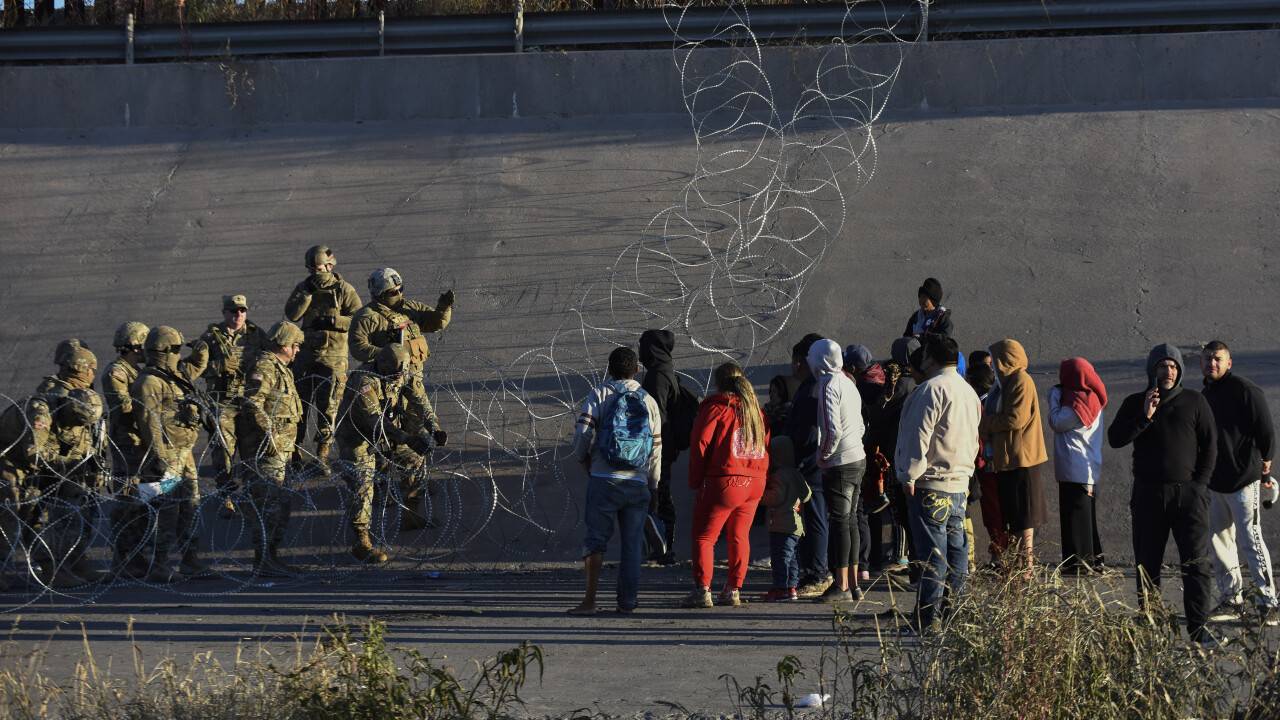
xmin=144 ymin=561 xmax=179 ymax=584
xmin=268 ymin=546 xmax=300 ymax=575
xmin=69 ymin=556 xmax=108 ymax=583
xmin=180 ymin=549 xmax=211 ymax=577
xmin=252 ymin=548 xmax=288 ymax=578
xmin=351 ymin=531 xmax=389 ymax=564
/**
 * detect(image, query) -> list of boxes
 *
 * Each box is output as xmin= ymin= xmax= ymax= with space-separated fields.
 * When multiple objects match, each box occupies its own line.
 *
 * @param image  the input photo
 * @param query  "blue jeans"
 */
xmin=908 ymin=487 xmax=969 ymax=629
xmin=583 ymin=475 xmax=651 ymax=610
xmin=798 ymin=469 xmax=829 ymax=579
xmin=770 ymin=532 xmax=800 ymax=589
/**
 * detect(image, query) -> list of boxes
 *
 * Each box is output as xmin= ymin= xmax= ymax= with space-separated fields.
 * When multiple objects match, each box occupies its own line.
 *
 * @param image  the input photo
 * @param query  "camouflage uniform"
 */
xmin=285 ymin=272 xmax=361 ymax=463
xmin=103 ymin=352 xmax=151 ymax=575
xmin=39 ymin=388 xmax=108 ymax=586
xmin=0 ymin=397 xmax=53 ymax=589
xmin=189 ymin=310 xmax=266 ymax=495
xmin=336 ymin=353 xmax=441 ymax=559
xmin=349 ymin=293 xmax=451 ymax=435
xmin=238 ymin=323 xmax=304 ymax=573
xmin=132 ymin=329 xmax=207 ymax=577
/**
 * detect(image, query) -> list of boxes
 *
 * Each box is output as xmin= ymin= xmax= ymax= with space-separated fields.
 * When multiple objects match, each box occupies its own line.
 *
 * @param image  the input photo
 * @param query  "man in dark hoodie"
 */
xmin=1200 ymin=341 xmax=1279 ymax=624
xmin=639 ymin=329 xmax=682 ymax=565
xmin=786 ymin=333 xmax=832 ymax=597
xmin=1109 ymin=343 xmax=1218 ymax=643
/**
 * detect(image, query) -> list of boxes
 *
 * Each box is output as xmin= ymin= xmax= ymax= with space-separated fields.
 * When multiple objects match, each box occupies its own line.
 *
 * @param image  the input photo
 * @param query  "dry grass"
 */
xmin=727 ymin=568 xmax=1280 ymax=719
xmin=0 ymin=617 xmax=543 ymax=720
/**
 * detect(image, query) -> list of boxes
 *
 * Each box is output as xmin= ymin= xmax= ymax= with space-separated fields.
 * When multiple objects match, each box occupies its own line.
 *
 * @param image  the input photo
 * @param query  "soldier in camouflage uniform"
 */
xmin=349 ymin=268 xmax=453 ymax=529
xmin=0 ymin=396 xmax=53 ymax=591
xmin=28 ymin=340 xmax=98 ymax=567
xmin=284 ymin=246 xmax=362 ymax=475
xmin=131 ymin=326 xmax=210 ymax=582
xmin=188 ymin=294 xmax=266 ymax=517
xmin=101 ymin=321 xmax=153 ymax=579
xmin=337 ymin=344 xmax=447 ymax=564
xmin=37 ymin=387 xmax=109 ymax=588
xmin=238 ymin=321 xmax=304 ymax=577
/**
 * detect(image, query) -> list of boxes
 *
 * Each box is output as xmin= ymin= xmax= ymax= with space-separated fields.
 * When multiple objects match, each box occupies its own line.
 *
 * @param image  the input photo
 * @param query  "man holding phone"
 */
xmin=1109 ymin=343 xmax=1218 ymax=644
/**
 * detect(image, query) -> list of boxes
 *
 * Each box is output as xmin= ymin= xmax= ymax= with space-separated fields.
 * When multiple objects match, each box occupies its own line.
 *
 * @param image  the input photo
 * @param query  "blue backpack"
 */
xmin=595 ymin=382 xmax=654 ymax=470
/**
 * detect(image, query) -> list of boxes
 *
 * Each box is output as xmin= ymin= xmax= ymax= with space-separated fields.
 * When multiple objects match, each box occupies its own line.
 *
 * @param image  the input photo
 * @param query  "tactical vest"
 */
xmin=202 ymin=323 xmax=260 ymax=401
xmin=367 ymin=303 xmax=431 ymax=367
xmin=300 ymin=275 xmax=353 ymax=359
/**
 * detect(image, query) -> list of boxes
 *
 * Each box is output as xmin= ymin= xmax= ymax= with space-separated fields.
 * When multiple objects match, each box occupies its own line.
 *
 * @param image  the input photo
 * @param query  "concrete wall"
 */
xmin=3 ymin=29 xmax=1280 ymax=129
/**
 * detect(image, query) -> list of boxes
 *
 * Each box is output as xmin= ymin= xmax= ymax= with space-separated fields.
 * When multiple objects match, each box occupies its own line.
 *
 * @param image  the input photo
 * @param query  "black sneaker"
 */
xmin=1208 ymin=600 xmax=1245 ymax=623
xmin=813 ymin=585 xmax=856 ymax=604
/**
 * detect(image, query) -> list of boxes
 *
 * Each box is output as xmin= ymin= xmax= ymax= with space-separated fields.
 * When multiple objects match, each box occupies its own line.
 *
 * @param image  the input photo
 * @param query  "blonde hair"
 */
xmin=714 ymin=362 xmax=765 ymax=454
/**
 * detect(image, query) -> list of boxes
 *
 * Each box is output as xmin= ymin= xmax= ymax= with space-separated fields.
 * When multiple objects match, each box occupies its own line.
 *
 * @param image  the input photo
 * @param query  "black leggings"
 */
xmin=823 ymin=460 xmax=867 ymax=570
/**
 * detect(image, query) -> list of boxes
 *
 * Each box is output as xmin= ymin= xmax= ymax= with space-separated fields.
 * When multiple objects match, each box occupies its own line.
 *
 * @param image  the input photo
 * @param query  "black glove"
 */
xmin=438 ymin=289 xmax=455 ymax=310
xmin=433 ymin=430 xmax=448 ymax=447
xmin=305 ymin=274 xmax=325 ymax=293
xmin=408 ymin=433 xmax=433 ymax=455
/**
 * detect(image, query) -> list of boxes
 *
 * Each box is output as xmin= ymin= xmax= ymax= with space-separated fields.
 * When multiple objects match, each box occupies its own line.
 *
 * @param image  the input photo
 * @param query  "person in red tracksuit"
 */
xmin=681 ymin=362 xmax=771 ymax=609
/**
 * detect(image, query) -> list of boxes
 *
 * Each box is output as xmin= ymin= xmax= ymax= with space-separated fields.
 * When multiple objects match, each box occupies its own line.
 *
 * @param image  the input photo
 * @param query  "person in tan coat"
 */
xmin=979 ymin=338 xmax=1048 ymax=574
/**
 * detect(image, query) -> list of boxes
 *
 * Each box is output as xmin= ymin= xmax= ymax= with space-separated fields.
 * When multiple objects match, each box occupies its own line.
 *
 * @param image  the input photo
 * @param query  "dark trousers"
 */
xmin=798 ymin=469 xmax=829 ymax=580
xmin=648 ymin=453 xmax=678 ymax=558
xmin=868 ymin=504 xmax=895 ymax=569
xmin=856 ymin=494 xmax=871 ymax=568
xmin=824 ymin=460 xmax=867 ymax=571
xmin=1131 ymin=481 xmax=1213 ymax=639
xmin=770 ymin=532 xmax=800 ymax=589
xmin=1059 ymin=482 xmax=1098 ymax=568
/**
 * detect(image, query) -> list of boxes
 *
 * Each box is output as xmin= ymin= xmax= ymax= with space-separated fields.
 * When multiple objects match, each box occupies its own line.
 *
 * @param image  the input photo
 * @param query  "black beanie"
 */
xmin=918 ymin=277 xmax=943 ymax=306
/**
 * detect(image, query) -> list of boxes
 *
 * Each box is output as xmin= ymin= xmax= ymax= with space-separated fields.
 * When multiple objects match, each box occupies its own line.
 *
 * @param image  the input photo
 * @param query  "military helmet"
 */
xmin=368 ymin=268 xmax=403 ymax=298
xmin=62 ymin=346 xmax=98 ymax=374
xmin=305 ymin=245 xmax=336 ymax=270
xmin=268 ymin=321 xmax=305 ymax=349
xmin=144 ymin=326 xmax=185 ymax=353
xmin=54 ymin=339 xmax=88 ymax=368
xmin=57 ymin=388 xmax=103 ymax=427
xmin=375 ymin=343 xmax=411 ymax=376
xmin=113 ymin=321 xmax=150 ymax=349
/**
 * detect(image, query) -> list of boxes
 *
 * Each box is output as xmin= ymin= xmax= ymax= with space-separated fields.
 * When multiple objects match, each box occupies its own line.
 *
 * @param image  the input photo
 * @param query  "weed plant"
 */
xmin=729 ymin=567 xmax=1280 ymax=719
xmin=0 ymin=617 xmax=542 ymax=720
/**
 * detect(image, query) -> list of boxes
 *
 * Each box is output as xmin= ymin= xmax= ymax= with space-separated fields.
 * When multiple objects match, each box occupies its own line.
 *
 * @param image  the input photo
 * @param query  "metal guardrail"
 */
xmin=0 ymin=1 xmax=1277 ymax=64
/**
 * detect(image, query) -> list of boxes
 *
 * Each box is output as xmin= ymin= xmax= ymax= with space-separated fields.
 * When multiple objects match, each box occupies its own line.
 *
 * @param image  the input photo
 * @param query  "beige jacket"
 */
xmin=980 ymin=339 xmax=1049 ymax=472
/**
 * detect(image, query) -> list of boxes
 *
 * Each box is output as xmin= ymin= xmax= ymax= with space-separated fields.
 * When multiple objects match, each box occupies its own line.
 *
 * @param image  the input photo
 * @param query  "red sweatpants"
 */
xmin=978 ymin=470 xmax=1011 ymax=561
xmin=692 ymin=475 xmax=765 ymax=590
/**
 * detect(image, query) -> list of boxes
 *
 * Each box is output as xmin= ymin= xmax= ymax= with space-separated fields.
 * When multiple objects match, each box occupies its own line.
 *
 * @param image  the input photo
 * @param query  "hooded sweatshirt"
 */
xmin=894 ymin=364 xmax=981 ymax=493
xmin=979 ymin=339 xmax=1048 ymax=472
xmin=762 ymin=436 xmax=813 ymax=536
xmin=1203 ymin=370 xmax=1275 ymax=493
xmin=687 ymin=392 xmax=770 ymax=489
xmin=1048 ymin=358 xmax=1107 ymax=485
xmin=1107 ymin=343 xmax=1217 ymax=487
xmin=806 ymin=339 xmax=865 ymax=469
xmin=639 ymin=329 xmax=683 ymax=464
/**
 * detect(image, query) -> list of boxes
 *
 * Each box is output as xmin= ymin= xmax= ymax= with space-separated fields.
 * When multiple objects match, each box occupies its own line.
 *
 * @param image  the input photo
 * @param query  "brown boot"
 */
xmin=351 ymin=531 xmax=389 ymax=564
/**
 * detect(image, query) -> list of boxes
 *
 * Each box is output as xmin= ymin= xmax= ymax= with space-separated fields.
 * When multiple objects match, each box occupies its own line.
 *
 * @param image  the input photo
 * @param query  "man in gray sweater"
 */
xmin=895 ymin=335 xmax=982 ymax=632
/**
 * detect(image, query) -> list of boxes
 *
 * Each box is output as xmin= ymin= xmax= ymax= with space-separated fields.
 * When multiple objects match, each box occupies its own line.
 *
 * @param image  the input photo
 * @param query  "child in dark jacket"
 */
xmin=762 ymin=436 xmax=813 ymax=602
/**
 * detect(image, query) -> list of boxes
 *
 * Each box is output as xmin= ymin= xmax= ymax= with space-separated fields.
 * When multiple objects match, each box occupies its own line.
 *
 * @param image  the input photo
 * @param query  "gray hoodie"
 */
xmin=806 ymin=339 xmax=866 ymax=469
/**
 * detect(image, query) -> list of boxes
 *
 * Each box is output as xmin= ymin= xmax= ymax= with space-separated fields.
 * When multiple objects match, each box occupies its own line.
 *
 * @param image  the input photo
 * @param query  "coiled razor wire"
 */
xmin=0 ymin=0 xmax=924 ymax=608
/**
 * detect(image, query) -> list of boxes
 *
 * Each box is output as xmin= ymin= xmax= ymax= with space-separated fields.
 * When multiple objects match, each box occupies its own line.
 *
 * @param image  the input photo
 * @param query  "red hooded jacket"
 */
xmin=688 ymin=393 xmax=771 ymax=489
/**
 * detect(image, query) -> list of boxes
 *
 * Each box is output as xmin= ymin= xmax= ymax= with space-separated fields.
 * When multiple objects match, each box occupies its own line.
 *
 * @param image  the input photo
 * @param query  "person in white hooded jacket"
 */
xmin=806 ymin=338 xmax=867 ymax=603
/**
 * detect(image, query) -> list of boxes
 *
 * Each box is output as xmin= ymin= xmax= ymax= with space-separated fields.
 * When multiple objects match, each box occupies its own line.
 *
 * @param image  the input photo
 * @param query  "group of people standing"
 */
xmin=568 ymin=277 xmax=1278 ymax=644
xmin=0 ymin=246 xmax=455 ymax=588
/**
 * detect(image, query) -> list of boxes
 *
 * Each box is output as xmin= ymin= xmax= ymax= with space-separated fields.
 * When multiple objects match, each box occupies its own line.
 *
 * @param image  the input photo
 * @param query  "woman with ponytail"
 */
xmin=681 ymin=363 xmax=771 ymax=608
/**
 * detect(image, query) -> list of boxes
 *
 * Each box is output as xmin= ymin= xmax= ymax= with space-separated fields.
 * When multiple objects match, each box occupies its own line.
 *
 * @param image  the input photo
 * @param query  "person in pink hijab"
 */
xmin=1048 ymin=357 xmax=1108 ymax=574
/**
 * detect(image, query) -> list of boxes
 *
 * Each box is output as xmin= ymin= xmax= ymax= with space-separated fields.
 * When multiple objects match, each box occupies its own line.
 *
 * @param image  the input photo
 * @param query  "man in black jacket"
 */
xmin=639 ymin=329 xmax=681 ymax=565
xmin=1109 ymin=343 xmax=1217 ymax=642
xmin=1200 ymin=340 xmax=1279 ymax=623
xmin=785 ymin=333 xmax=831 ymax=597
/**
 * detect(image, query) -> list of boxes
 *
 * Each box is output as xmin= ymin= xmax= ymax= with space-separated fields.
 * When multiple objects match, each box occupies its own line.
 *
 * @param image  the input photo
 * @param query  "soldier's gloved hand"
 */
xmin=305 ymin=274 xmax=325 ymax=293
xmin=177 ymin=399 xmax=202 ymax=427
xmin=438 ymin=289 xmax=456 ymax=310
xmin=407 ymin=433 xmax=433 ymax=455
xmin=432 ymin=430 xmax=448 ymax=447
